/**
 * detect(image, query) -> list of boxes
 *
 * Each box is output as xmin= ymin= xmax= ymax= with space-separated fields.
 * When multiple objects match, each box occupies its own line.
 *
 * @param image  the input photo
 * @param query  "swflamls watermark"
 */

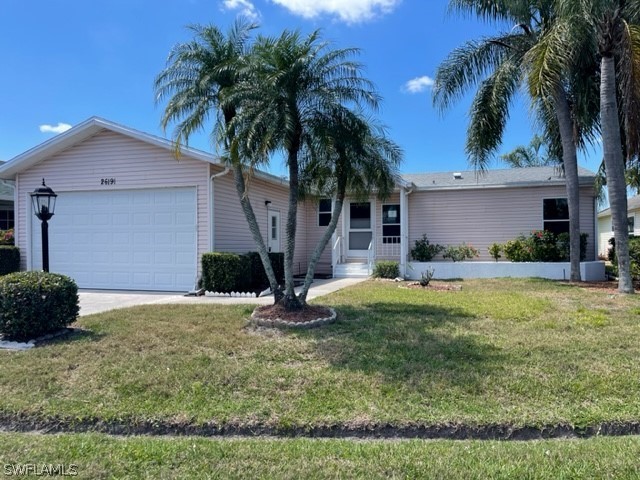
xmin=3 ymin=464 xmax=78 ymax=476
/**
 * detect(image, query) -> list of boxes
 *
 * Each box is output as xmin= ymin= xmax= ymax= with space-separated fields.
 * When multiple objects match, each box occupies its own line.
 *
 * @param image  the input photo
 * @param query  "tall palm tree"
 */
xmin=154 ymin=20 xmax=283 ymax=300
xmin=296 ymin=109 xmax=402 ymax=304
xmin=434 ymin=0 xmax=599 ymax=281
xmin=499 ymin=134 xmax=557 ymax=167
xmin=228 ymin=30 xmax=381 ymax=310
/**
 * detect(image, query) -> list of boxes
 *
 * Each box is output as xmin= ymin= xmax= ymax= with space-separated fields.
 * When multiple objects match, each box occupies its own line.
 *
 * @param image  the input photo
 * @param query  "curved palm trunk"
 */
xmin=298 ymin=194 xmax=345 ymax=305
xmin=601 ymin=55 xmax=634 ymax=293
xmin=554 ymin=85 xmax=582 ymax=281
xmin=231 ymin=162 xmax=283 ymax=302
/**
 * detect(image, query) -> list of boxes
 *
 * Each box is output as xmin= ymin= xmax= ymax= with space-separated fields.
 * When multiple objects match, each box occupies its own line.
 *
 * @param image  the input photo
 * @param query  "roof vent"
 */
xmin=453 ymin=172 xmax=463 ymax=180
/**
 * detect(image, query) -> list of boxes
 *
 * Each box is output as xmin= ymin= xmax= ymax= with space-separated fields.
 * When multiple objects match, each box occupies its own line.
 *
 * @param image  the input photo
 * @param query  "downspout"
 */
xmin=593 ymin=195 xmax=599 ymax=261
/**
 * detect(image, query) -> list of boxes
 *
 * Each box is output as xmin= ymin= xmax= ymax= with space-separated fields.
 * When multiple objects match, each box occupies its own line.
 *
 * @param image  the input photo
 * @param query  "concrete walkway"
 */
xmin=78 ymin=277 xmax=367 ymax=316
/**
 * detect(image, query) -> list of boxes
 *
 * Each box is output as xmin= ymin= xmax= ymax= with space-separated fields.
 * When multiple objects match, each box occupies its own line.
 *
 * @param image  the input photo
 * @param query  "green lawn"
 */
xmin=1 ymin=433 xmax=639 ymax=479
xmin=1 ymin=278 xmax=640 ymax=429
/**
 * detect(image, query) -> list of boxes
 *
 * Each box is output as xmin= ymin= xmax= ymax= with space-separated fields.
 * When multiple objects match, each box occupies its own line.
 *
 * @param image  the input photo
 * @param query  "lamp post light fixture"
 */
xmin=30 ymin=179 xmax=57 ymax=272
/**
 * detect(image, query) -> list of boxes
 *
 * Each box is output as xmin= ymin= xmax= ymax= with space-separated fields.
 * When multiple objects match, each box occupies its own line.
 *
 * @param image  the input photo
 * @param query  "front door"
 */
xmin=268 ymin=210 xmax=281 ymax=252
xmin=347 ymin=201 xmax=373 ymax=258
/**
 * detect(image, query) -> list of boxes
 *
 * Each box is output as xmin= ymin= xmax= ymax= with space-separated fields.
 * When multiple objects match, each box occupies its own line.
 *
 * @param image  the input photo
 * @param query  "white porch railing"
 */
xmin=367 ymin=240 xmax=374 ymax=274
xmin=377 ymin=236 xmax=401 ymax=257
xmin=332 ymin=235 xmax=343 ymax=269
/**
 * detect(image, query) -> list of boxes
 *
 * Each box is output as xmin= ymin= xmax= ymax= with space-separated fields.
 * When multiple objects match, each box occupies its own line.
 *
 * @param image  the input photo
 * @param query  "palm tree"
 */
xmin=227 ymin=30 xmax=381 ymax=310
xmin=434 ymin=0 xmax=599 ymax=281
xmin=499 ymin=134 xmax=557 ymax=167
xmin=296 ymin=109 xmax=402 ymax=304
xmin=154 ymin=20 xmax=284 ymax=300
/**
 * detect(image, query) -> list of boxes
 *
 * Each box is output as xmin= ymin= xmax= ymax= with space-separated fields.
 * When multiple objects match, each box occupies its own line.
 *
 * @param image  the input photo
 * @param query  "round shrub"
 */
xmin=373 ymin=260 xmax=400 ymax=279
xmin=0 ymin=271 xmax=79 ymax=341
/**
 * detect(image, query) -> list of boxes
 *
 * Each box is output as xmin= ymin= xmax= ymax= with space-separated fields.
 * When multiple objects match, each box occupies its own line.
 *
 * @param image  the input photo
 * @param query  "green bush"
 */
xmin=608 ymin=236 xmax=640 ymax=280
xmin=0 ymin=229 xmax=14 ymax=246
xmin=504 ymin=231 xmax=588 ymax=262
xmin=488 ymin=243 xmax=503 ymax=262
xmin=442 ymin=243 xmax=480 ymax=262
xmin=0 ymin=246 xmax=20 ymax=276
xmin=0 ymin=271 xmax=79 ymax=341
xmin=503 ymin=236 xmax=532 ymax=262
xmin=529 ymin=230 xmax=561 ymax=262
xmin=201 ymin=253 xmax=251 ymax=293
xmin=245 ymin=252 xmax=284 ymax=289
xmin=373 ymin=261 xmax=399 ymax=279
xmin=556 ymin=232 xmax=588 ymax=262
xmin=410 ymin=234 xmax=443 ymax=261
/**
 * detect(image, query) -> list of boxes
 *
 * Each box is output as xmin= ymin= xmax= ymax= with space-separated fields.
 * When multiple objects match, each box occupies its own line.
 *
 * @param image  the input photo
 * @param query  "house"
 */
xmin=597 ymin=195 xmax=640 ymax=257
xmin=0 ymin=160 xmax=14 ymax=231
xmin=0 ymin=117 xmax=599 ymax=291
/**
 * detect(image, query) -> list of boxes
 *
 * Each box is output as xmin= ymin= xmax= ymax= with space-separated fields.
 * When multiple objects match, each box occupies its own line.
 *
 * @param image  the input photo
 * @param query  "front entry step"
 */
xmin=333 ymin=262 xmax=371 ymax=278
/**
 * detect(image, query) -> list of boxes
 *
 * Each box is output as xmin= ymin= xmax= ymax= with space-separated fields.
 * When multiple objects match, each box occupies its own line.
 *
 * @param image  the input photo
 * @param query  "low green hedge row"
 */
xmin=202 ymin=252 xmax=284 ymax=293
xmin=373 ymin=261 xmax=399 ymax=279
xmin=0 ymin=271 xmax=79 ymax=341
xmin=0 ymin=246 xmax=20 ymax=276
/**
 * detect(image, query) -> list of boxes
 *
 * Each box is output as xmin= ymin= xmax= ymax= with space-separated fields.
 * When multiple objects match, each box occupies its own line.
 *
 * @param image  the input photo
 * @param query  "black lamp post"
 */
xmin=30 ymin=179 xmax=57 ymax=272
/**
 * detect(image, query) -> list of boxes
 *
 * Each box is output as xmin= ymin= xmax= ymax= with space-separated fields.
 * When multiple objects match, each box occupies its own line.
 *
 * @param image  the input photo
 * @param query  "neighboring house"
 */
xmin=0 ymin=117 xmax=599 ymax=291
xmin=0 ymin=160 xmax=15 ymax=231
xmin=597 ymin=195 xmax=640 ymax=257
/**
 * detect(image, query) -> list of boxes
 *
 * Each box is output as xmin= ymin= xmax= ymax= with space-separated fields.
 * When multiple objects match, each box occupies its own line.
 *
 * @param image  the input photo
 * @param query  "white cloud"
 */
xmin=270 ymin=0 xmax=400 ymax=24
xmin=39 ymin=123 xmax=72 ymax=134
xmin=403 ymin=75 xmax=434 ymax=94
xmin=222 ymin=0 xmax=261 ymax=21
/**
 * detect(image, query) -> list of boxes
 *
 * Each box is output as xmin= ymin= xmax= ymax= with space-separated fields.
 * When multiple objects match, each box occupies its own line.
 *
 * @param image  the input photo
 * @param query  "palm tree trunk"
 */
xmin=231 ymin=163 xmax=283 ymax=301
xmin=298 ymin=194 xmax=345 ymax=305
xmin=282 ymin=140 xmax=303 ymax=311
xmin=553 ymin=85 xmax=582 ymax=281
xmin=601 ymin=55 xmax=634 ymax=293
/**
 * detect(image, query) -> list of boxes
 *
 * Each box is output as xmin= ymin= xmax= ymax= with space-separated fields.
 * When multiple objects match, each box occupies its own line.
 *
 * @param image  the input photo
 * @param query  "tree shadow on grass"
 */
xmin=295 ymin=302 xmax=504 ymax=391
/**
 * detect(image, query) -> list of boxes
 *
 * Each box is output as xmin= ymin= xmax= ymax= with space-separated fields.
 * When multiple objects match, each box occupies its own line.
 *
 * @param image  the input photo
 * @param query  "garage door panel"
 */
xmin=32 ymin=187 xmax=197 ymax=291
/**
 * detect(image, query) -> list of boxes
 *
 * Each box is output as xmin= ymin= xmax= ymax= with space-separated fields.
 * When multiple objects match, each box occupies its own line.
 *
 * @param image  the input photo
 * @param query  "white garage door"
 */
xmin=31 ymin=187 xmax=197 ymax=291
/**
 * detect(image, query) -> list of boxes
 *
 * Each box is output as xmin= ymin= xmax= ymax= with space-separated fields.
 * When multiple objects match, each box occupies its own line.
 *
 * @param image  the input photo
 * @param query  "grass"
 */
xmin=1 ymin=278 xmax=640 ymax=428
xmin=1 ymin=432 xmax=640 ymax=479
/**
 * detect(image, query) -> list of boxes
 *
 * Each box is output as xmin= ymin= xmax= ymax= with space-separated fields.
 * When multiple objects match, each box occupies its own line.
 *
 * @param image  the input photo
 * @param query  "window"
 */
xmin=382 ymin=204 xmax=400 ymax=244
xmin=629 ymin=216 xmax=635 ymax=234
xmin=0 ymin=209 xmax=13 ymax=231
xmin=543 ymin=198 xmax=569 ymax=235
xmin=318 ymin=199 xmax=332 ymax=226
xmin=271 ymin=215 xmax=278 ymax=240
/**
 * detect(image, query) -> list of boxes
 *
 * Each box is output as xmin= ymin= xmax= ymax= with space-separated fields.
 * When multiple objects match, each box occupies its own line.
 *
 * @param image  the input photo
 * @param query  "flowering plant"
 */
xmin=0 ymin=229 xmax=14 ymax=246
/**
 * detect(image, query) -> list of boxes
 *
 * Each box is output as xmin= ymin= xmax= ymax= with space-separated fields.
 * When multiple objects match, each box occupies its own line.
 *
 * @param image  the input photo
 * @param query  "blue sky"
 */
xmin=0 ymin=0 xmax=602 ymax=175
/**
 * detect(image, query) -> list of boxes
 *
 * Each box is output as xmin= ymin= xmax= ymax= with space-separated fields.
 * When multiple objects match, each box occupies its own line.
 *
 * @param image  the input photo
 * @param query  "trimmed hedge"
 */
xmin=0 ymin=271 xmax=79 ymax=341
xmin=373 ymin=261 xmax=399 ymax=279
xmin=245 ymin=252 xmax=284 ymax=289
xmin=0 ymin=246 xmax=20 ymax=276
xmin=201 ymin=253 xmax=251 ymax=293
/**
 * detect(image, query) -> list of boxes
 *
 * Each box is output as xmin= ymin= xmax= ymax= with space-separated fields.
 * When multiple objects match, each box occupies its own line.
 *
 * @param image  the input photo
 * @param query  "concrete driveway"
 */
xmin=78 ymin=277 xmax=367 ymax=316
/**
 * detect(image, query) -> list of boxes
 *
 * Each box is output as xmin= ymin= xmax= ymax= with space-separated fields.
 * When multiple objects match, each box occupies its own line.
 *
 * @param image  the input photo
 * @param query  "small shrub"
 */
xmin=373 ymin=261 xmax=399 ymax=279
xmin=245 ymin=252 xmax=284 ymax=289
xmin=0 ymin=229 xmax=14 ymax=246
xmin=530 ymin=229 xmax=561 ymax=262
xmin=420 ymin=267 xmax=435 ymax=286
xmin=0 ymin=246 xmax=20 ymax=276
xmin=489 ymin=243 xmax=502 ymax=262
xmin=503 ymin=236 xmax=532 ymax=262
xmin=410 ymin=234 xmax=444 ymax=261
xmin=442 ymin=243 xmax=480 ymax=262
xmin=201 ymin=252 xmax=251 ymax=293
xmin=0 ymin=271 xmax=79 ymax=341
xmin=556 ymin=232 xmax=588 ymax=261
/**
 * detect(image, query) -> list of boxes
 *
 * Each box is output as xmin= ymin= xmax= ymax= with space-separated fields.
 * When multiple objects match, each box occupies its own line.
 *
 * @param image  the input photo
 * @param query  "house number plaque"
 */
xmin=100 ymin=178 xmax=116 ymax=186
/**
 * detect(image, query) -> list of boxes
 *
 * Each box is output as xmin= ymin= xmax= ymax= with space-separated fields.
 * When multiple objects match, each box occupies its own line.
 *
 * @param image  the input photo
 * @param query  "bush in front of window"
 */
xmin=0 ymin=271 xmax=79 ymax=341
xmin=503 ymin=231 xmax=588 ymax=262
xmin=410 ymin=234 xmax=444 ymax=261
xmin=244 ymin=252 xmax=284 ymax=289
xmin=0 ymin=246 xmax=20 ymax=276
xmin=556 ymin=233 xmax=588 ymax=261
xmin=373 ymin=261 xmax=400 ymax=279
xmin=0 ymin=229 xmax=14 ymax=246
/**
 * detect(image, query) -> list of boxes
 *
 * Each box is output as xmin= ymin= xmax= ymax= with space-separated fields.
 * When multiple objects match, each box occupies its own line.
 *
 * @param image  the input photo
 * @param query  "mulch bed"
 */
xmin=252 ymin=304 xmax=334 ymax=323
xmin=403 ymin=282 xmax=462 ymax=291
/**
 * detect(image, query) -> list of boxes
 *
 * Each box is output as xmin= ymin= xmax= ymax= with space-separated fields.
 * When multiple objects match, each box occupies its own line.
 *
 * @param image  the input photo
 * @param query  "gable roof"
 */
xmin=0 ymin=117 xmax=222 ymax=181
xmin=402 ymin=166 xmax=596 ymax=191
xmin=598 ymin=195 xmax=640 ymax=218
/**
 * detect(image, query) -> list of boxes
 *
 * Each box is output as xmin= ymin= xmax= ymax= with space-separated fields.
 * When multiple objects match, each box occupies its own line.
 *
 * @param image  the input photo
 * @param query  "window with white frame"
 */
xmin=318 ymin=199 xmax=332 ymax=226
xmin=382 ymin=204 xmax=400 ymax=243
xmin=543 ymin=198 xmax=569 ymax=235
xmin=0 ymin=208 xmax=13 ymax=231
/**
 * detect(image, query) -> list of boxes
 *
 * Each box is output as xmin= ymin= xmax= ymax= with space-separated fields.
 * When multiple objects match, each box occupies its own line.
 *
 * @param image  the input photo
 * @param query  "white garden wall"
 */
xmin=407 ymin=261 xmax=606 ymax=281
